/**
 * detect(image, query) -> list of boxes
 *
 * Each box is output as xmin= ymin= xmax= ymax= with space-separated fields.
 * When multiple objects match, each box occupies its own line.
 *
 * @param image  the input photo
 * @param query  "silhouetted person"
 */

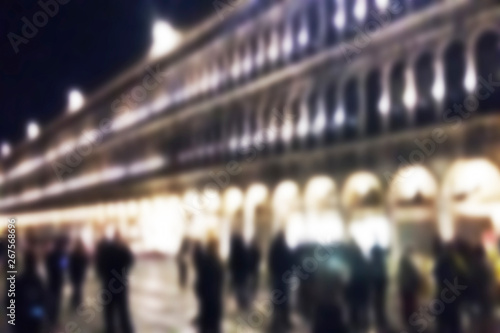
xmin=69 ymin=238 xmax=89 ymax=310
xmin=192 ymin=240 xmax=205 ymax=325
xmin=198 ymin=238 xmax=224 ymax=333
xmin=370 ymin=245 xmax=388 ymax=330
xmin=434 ymin=243 xmax=462 ymax=333
xmin=247 ymin=238 xmax=261 ymax=302
xmin=228 ymin=233 xmax=249 ymax=310
xmin=398 ymin=249 xmax=421 ymax=333
xmin=14 ymin=251 xmax=46 ymax=333
xmin=96 ymin=232 xmax=134 ymax=333
xmin=468 ymin=245 xmax=493 ymax=333
xmin=45 ymin=236 xmax=68 ymax=328
xmin=268 ymin=231 xmax=294 ymax=330
xmin=177 ymin=238 xmax=190 ymax=290
xmin=313 ymin=278 xmax=348 ymax=333
xmin=345 ymin=243 xmax=370 ymax=332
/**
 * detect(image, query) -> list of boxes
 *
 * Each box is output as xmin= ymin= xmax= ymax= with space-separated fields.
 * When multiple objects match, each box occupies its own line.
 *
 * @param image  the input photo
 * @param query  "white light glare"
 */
xmin=403 ymin=70 xmax=417 ymax=109
xmin=334 ymin=2 xmax=346 ymax=29
xmin=354 ymin=0 xmax=367 ymax=21
xmin=464 ymin=58 xmax=476 ymax=93
xmin=378 ymin=93 xmax=390 ymax=115
xmin=376 ymin=0 xmax=389 ymax=10
xmin=68 ymin=90 xmax=84 ymax=113
xmin=27 ymin=121 xmax=40 ymax=140
xmin=150 ymin=20 xmax=182 ymax=59
xmin=334 ymin=106 xmax=345 ymax=126
xmin=1 ymin=142 xmax=11 ymax=158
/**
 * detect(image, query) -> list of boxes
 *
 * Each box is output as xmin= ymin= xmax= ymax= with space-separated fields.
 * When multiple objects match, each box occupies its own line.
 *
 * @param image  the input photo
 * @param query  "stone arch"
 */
xmin=441 ymin=158 xmax=500 ymax=246
xmin=341 ymin=171 xmax=388 ymax=254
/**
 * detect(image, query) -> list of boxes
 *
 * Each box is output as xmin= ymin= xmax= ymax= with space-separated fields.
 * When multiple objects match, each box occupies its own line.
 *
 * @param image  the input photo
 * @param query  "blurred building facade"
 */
xmin=1 ymin=0 xmax=500 ymax=268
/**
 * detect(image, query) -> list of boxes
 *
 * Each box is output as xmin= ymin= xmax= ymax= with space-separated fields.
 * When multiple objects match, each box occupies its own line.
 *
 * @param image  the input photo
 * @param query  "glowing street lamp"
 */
xmin=1 ymin=142 xmax=11 ymax=158
xmin=68 ymin=89 xmax=84 ymax=113
xmin=27 ymin=121 xmax=40 ymax=140
xmin=150 ymin=20 xmax=182 ymax=59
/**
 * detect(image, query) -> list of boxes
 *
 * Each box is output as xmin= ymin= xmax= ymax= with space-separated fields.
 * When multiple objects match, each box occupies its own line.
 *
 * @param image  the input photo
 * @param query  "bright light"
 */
xmin=1 ymin=142 xmax=11 ymax=158
xmin=334 ymin=106 xmax=345 ymax=126
xmin=27 ymin=121 xmax=40 ymax=140
xmin=68 ymin=89 xmax=84 ymax=113
xmin=223 ymin=187 xmax=244 ymax=215
xmin=297 ymin=104 xmax=310 ymax=138
xmin=231 ymin=56 xmax=242 ymax=79
xmin=334 ymin=5 xmax=346 ymax=29
xmin=282 ymin=30 xmax=293 ymax=56
xmin=464 ymin=57 xmax=476 ymax=92
xmin=354 ymin=0 xmax=367 ymax=21
xmin=150 ymin=20 xmax=182 ymax=59
xmin=313 ymin=102 xmax=327 ymax=134
xmin=389 ymin=165 xmax=437 ymax=202
xmin=281 ymin=118 xmax=294 ymax=142
xmin=432 ymin=64 xmax=445 ymax=101
xmin=267 ymin=31 xmax=280 ymax=62
xmin=378 ymin=93 xmax=390 ymax=115
xmin=342 ymin=172 xmax=381 ymax=208
xmin=376 ymin=0 xmax=389 ymax=10
xmin=246 ymin=184 xmax=268 ymax=207
xmin=298 ymin=26 xmax=309 ymax=47
xmin=403 ymin=70 xmax=417 ymax=109
xmin=304 ymin=176 xmax=336 ymax=210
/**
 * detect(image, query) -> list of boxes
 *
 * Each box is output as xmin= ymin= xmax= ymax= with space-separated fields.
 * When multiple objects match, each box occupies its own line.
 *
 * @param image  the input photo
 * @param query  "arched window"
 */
xmin=475 ymin=31 xmax=500 ymax=113
xmin=327 ymin=0 xmax=341 ymax=45
xmin=389 ymin=61 xmax=408 ymax=131
xmin=365 ymin=69 xmax=382 ymax=136
xmin=414 ymin=53 xmax=436 ymax=125
xmin=324 ymin=80 xmax=337 ymax=143
xmin=443 ymin=41 xmax=467 ymax=116
xmin=345 ymin=0 xmax=357 ymax=39
xmin=344 ymin=78 xmax=359 ymax=139
xmin=305 ymin=2 xmax=321 ymax=53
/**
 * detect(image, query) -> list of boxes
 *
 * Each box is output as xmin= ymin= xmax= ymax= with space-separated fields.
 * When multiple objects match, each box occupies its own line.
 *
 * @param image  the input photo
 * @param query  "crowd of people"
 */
xmin=2 ymin=231 xmax=134 ymax=333
xmin=180 ymin=232 xmax=498 ymax=333
xmin=2 ymin=228 xmax=499 ymax=333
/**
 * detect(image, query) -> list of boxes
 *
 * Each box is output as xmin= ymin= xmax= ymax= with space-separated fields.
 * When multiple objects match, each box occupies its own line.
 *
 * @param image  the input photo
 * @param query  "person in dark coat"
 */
xmin=198 ymin=237 xmax=224 ymax=333
xmin=45 ymin=235 xmax=68 ymax=328
xmin=398 ymin=248 xmax=421 ymax=333
xmin=96 ymin=232 xmax=134 ymax=333
xmin=177 ymin=238 xmax=191 ymax=290
xmin=370 ymin=244 xmax=388 ymax=330
xmin=268 ymin=231 xmax=294 ymax=330
xmin=247 ymin=238 xmax=261 ymax=302
xmin=68 ymin=238 xmax=89 ymax=310
xmin=313 ymin=276 xmax=348 ymax=333
xmin=192 ymin=240 xmax=205 ymax=325
xmin=433 ymin=243 xmax=462 ymax=333
xmin=228 ymin=233 xmax=249 ymax=310
xmin=345 ymin=243 xmax=370 ymax=332
xmin=14 ymin=251 xmax=46 ymax=333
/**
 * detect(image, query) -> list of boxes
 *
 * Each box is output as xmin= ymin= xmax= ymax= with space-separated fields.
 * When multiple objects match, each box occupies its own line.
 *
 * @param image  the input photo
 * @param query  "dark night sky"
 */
xmin=0 ymin=0 xmax=214 ymax=145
